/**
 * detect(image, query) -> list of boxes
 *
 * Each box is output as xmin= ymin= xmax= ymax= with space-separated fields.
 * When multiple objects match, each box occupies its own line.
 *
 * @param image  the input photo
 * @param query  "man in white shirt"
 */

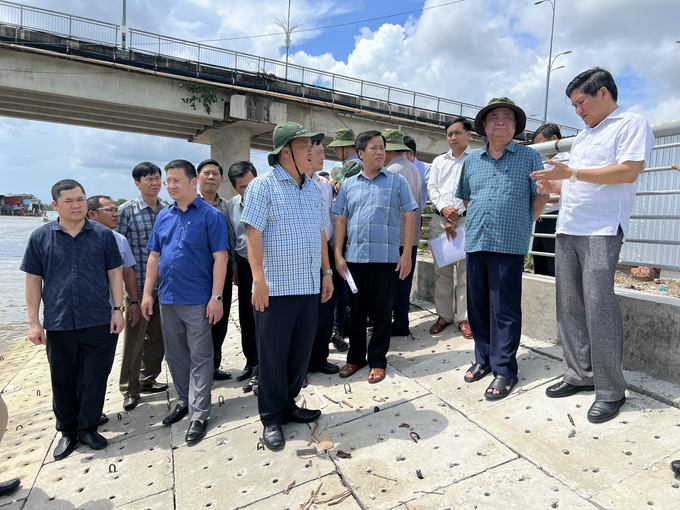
xmin=427 ymin=118 xmax=473 ymax=339
xmin=532 ymin=67 xmax=655 ymax=424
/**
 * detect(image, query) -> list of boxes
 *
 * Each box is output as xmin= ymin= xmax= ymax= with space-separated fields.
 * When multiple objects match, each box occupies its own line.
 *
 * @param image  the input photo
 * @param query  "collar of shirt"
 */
xmin=274 ymin=164 xmax=311 ymax=187
xmin=445 ymin=145 xmax=473 ymax=160
xmin=481 ymin=140 xmax=518 ymax=158
xmin=386 ymin=153 xmax=409 ymax=168
xmin=358 ymin=167 xmax=387 ymax=180
xmin=199 ymin=191 xmax=226 ymax=207
xmin=584 ymin=106 xmax=627 ymax=133
xmin=134 ymin=195 xmax=164 ymax=211
xmin=170 ymin=195 xmax=202 ymax=212
xmin=52 ymin=217 xmax=92 ymax=234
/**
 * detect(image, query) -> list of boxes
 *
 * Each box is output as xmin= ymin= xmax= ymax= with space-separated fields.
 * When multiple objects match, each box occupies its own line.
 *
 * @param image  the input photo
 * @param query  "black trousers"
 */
xmin=254 ymin=294 xmax=318 ymax=426
xmin=392 ymin=245 xmax=418 ymax=332
xmin=211 ymin=264 xmax=233 ymax=370
xmin=466 ymin=251 xmax=524 ymax=379
xmin=532 ymin=212 xmax=558 ymax=277
xmin=346 ymin=262 xmax=398 ymax=369
xmin=236 ymin=255 xmax=258 ymax=366
xmin=308 ymin=247 xmax=338 ymax=370
xmin=46 ymin=325 xmax=118 ymax=437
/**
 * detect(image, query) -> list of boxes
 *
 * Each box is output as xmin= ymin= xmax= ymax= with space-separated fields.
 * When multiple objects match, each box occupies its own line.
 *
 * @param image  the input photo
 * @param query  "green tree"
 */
xmin=115 ymin=198 xmax=128 ymax=207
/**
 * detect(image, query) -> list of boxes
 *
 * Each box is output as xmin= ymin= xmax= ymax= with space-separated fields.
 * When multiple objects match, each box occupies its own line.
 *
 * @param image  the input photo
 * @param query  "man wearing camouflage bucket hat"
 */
xmin=241 ymin=121 xmax=334 ymax=452
xmin=455 ymin=97 xmax=550 ymax=400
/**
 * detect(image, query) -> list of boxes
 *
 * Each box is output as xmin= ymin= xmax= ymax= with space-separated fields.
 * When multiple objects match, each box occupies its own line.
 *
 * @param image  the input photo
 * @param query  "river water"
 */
xmin=0 ymin=216 xmax=43 ymax=348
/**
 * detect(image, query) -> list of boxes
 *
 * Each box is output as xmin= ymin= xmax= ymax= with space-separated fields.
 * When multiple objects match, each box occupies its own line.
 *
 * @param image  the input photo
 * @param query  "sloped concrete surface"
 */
xmin=1 ymin=298 xmax=679 ymax=509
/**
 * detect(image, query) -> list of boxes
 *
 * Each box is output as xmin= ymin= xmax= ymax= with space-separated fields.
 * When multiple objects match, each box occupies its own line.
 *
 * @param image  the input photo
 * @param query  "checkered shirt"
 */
xmin=456 ymin=141 xmax=542 ymax=255
xmin=240 ymin=165 xmax=330 ymax=297
xmin=116 ymin=195 xmax=165 ymax=287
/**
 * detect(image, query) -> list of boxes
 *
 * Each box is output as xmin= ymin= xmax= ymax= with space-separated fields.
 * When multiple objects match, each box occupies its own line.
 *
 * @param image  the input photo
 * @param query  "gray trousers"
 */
xmin=429 ymin=214 xmax=467 ymax=324
xmin=555 ymin=231 xmax=626 ymax=401
xmin=159 ymin=303 xmax=214 ymax=421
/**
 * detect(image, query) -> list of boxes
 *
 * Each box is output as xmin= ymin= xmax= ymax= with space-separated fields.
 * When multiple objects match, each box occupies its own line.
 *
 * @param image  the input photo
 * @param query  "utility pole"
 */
xmin=274 ymin=0 xmax=302 ymax=80
xmin=121 ymin=0 xmax=127 ymax=50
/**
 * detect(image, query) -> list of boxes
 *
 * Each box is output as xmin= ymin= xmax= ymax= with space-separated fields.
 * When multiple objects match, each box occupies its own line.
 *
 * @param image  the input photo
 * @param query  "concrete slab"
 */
xmin=98 ymin=393 xmax=172 ymax=445
xmin=400 ymin=458 xmax=598 ymax=510
xmin=326 ymin=394 xmax=517 ymax=509
xmin=25 ymin=429 xmax=173 ymax=510
xmin=115 ymin=490 xmax=174 ymax=509
xmin=520 ymin=334 xmax=565 ymax=361
xmin=387 ymin=331 xmax=472 ymax=373
xmin=398 ymin=347 xmax=562 ymax=416
xmin=173 ymin=421 xmax=336 ymax=510
xmin=625 ymin=369 xmax=680 ymax=407
xmin=592 ymin=455 xmax=680 ymax=509
xmin=0 ymin=500 xmax=24 ymax=510
xmin=473 ymin=388 xmax=680 ymax=498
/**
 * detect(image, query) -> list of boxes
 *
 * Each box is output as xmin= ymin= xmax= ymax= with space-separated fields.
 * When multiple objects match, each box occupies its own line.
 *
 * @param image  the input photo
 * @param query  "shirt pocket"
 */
xmin=588 ymin=141 xmax=615 ymax=165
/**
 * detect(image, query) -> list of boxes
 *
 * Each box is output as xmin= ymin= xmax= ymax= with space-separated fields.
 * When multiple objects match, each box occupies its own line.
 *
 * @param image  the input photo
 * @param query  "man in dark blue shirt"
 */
xmin=142 ymin=160 xmax=229 ymax=446
xmin=21 ymin=179 xmax=124 ymax=461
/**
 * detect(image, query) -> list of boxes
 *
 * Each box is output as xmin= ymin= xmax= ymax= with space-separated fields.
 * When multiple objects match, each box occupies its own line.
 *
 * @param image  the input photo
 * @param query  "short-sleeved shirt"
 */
xmin=116 ymin=195 xmax=165 ymax=288
xmin=332 ymin=167 xmax=419 ymax=263
xmin=385 ymin=154 xmax=422 ymax=246
xmin=111 ymin=230 xmax=136 ymax=307
xmin=240 ymin=165 xmax=330 ymax=297
xmin=147 ymin=196 xmax=229 ymax=305
xmin=456 ymin=141 xmax=542 ymax=255
xmin=20 ymin=218 xmax=123 ymax=331
xmin=557 ymin=107 xmax=655 ymax=237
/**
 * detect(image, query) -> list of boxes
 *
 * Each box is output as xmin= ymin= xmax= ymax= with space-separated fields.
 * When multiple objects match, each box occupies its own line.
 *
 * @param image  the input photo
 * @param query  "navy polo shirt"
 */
xmin=147 ymin=195 xmax=229 ymax=305
xmin=20 ymin=218 xmax=124 ymax=331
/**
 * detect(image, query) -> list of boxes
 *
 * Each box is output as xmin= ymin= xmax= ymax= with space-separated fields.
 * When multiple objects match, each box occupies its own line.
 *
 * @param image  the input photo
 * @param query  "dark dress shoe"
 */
xmin=331 ymin=332 xmax=349 ymax=352
xmin=282 ymin=408 xmax=321 ymax=424
xmin=587 ymin=396 xmax=626 ymax=424
xmin=546 ymin=381 xmax=595 ymax=398
xmin=671 ymin=460 xmax=680 ymax=475
xmin=213 ymin=369 xmax=232 ymax=381
xmin=123 ymin=395 xmax=140 ymax=411
xmin=0 ymin=478 xmax=20 ymax=497
xmin=97 ymin=414 xmax=109 ymax=427
xmin=262 ymin=425 xmax=285 ymax=451
xmin=185 ymin=419 xmax=208 ymax=445
xmin=162 ymin=404 xmax=188 ymax=426
xmin=236 ymin=365 xmax=253 ymax=382
xmin=390 ymin=327 xmax=411 ymax=337
xmin=308 ymin=362 xmax=340 ymax=375
xmin=53 ymin=435 xmax=78 ymax=461
xmin=140 ymin=382 xmax=168 ymax=393
xmin=243 ymin=375 xmax=258 ymax=393
xmin=79 ymin=431 xmax=108 ymax=450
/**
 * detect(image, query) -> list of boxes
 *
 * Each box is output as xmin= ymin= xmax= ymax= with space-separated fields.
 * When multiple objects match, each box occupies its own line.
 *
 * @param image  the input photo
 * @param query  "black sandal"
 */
xmin=464 ymin=363 xmax=490 ymax=383
xmin=484 ymin=375 xmax=518 ymax=400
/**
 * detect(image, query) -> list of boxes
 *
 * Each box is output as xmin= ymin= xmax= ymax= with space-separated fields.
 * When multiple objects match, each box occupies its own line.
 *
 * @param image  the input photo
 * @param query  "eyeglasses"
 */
xmin=97 ymin=206 xmax=118 ymax=213
xmin=164 ymin=179 xmax=188 ymax=186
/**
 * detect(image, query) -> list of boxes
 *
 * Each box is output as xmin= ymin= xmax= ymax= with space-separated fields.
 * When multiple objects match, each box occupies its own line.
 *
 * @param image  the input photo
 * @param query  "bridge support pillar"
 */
xmin=210 ymin=125 xmax=251 ymax=201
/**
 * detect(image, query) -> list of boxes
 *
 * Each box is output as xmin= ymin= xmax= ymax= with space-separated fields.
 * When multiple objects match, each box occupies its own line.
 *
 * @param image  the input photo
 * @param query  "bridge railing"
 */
xmin=0 ymin=0 xmax=119 ymax=45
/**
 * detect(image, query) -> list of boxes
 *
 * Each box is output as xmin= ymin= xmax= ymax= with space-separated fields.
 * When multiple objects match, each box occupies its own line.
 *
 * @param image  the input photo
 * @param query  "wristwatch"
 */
xmin=114 ymin=306 xmax=125 ymax=312
xmin=211 ymin=295 xmax=223 ymax=302
xmin=569 ymin=168 xmax=578 ymax=183
xmin=323 ymin=269 xmax=333 ymax=276
xmin=130 ymin=300 xmax=141 ymax=307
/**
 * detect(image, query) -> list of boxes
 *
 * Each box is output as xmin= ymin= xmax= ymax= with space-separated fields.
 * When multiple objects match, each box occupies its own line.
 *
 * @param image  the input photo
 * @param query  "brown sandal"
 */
xmin=458 ymin=321 xmax=473 ymax=339
xmin=339 ymin=363 xmax=366 ymax=378
xmin=429 ymin=317 xmax=452 ymax=335
xmin=368 ymin=368 xmax=386 ymax=384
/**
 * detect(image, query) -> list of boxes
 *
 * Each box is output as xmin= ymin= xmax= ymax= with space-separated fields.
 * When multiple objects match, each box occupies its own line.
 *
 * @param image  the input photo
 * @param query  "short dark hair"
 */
xmin=533 ymin=123 xmax=562 ymax=141
xmin=132 ymin=162 xmax=162 ymax=182
xmin=87 ymin=195 xmax=112 ymax=212
xmin=197 ymin=158 xmax=223 ymax=177
xmin=227 ymin=161 xmax=257 ymax=187
xmin=402 ymin=135 xmax=417 ymax=155
xmin=355 ymin=130 xmax=385 ymax=153
xmin=165 ymin=159 xmax=196 ymax=180
xmin=445 ymin=117 xmax=472 ymax=133
xmin=566 ymin=67 xmax=618 ymax=102
xmin=51 ymin=179 xmax=85 ymax=202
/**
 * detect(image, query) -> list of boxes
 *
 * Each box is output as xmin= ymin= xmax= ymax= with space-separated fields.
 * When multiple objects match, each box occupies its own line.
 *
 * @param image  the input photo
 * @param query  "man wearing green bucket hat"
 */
xmin=455 ymin=97 xmax=550 ymax=401
xmin=382 ymin=128 xmax=422 ymax=337
xmin=241 ymin=121 xmax=333 ymax=452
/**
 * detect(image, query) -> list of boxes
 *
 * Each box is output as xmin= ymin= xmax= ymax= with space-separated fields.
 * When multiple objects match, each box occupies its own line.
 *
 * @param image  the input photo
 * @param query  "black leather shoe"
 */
xmin=162 ymin=404 xmax=188 ymax=426
xmin=331 ymin=332 xmax=349 ymax=352
xmin=0 ymin=478 xmax=20 ymax=497
xmin=97 ymin=414 xmax=109 ymax=427
xmin=213 ymin=369 xmax=232 ymax=381
xmin=140 ymin=382 xmax=168 ymax=393
xmin=262 ymin=425 xmax=285 ymax=451
xmin=236 ymin=365 xmax=253 ymax=382
xmin=243 ymin=375 xmax=258 ymax=393
xmin=671 ymin=460 xmax=680 ymax=475
xmin=546 ymin=381 xmax=595 ymax=398
xmin=123 ymin=395 xmax=140 ymax=411
xmin=308 ymin=362 xmax=340 ymax=375
xmin=587 ymin=397 xmax=626 ymax=424
xmin=185 ymin=419 xmax=208 ymax=445
xmin=53 ymin=435 xmax=78 ymax=461
xmin=79 ymin=431 xmax=108 ymax=450
xmin=282 ymin=408 xmax=321 ymax=424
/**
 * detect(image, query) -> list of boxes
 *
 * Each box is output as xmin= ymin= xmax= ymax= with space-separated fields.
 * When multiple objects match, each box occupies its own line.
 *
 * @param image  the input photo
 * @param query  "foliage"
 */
xmin=525 ymin=254 xmax=534 ymax=267
xmin=418 ymin=241 xmax=429 ymax=250
xmin=422 ymin=203 xmax=434 ymax=215
xmin=115 ymin=198 xmax=128 ymax=207
xmin=181 ymin=83 xmax=220 ymax=114
xmin=43 ymin=203 xmax=54 ymax=211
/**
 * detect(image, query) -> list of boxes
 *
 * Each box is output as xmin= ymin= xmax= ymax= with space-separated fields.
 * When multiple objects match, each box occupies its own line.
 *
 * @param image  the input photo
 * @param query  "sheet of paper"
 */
xmin=344 ymin=268 xmax=358 ymax=294
xmin=429 ymin=227 xmax=466 ymax=267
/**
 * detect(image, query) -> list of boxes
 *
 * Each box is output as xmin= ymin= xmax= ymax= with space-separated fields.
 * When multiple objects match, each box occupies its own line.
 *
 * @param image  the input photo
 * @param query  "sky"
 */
xmin=1 ymin=0 xmax=679 ymax=204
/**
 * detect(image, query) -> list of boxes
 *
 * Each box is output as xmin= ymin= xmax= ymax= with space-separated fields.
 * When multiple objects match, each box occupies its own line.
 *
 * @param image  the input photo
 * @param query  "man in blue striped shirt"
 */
xmin=456 ymin=98 xmax=549 ymax=400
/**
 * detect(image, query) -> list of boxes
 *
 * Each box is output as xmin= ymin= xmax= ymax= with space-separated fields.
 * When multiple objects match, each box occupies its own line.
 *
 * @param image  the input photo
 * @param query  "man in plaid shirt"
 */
xmin=116 ymin=162 xmax=168 ymax=412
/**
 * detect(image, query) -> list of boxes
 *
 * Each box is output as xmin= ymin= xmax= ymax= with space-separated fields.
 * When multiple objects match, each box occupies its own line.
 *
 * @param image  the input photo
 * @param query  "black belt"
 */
xmin=433 ymin=207 xmax=466 ymax=217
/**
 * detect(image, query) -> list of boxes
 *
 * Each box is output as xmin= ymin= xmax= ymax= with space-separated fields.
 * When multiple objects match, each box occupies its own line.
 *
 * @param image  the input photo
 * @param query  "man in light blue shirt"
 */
xmin=403 ymin=135 xmax=430 ymax=210
xmin=241 ymin=122 xmax=333 ymax=452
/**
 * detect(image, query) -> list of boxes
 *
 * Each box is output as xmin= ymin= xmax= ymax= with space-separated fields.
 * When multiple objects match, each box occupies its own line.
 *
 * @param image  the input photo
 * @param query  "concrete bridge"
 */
xmin=0 ymin=1 xmax=578 ymax=198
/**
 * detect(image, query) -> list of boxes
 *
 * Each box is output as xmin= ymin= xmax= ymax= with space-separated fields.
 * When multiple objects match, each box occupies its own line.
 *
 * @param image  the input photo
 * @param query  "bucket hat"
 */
xmin=268 ymin=122 xmax=324 ymax=166
xmin=474 ymin=97 xmax=527 ymax=137
xmin=382 ymin=128 xmax=410 ymax=151
xmin=327 ymin=128 xmax=356 ymax=147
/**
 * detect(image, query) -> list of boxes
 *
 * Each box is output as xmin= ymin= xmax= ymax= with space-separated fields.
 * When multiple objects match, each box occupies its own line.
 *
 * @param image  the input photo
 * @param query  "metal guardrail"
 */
xmin=0 ymin=0 xmax=579 ymax=136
